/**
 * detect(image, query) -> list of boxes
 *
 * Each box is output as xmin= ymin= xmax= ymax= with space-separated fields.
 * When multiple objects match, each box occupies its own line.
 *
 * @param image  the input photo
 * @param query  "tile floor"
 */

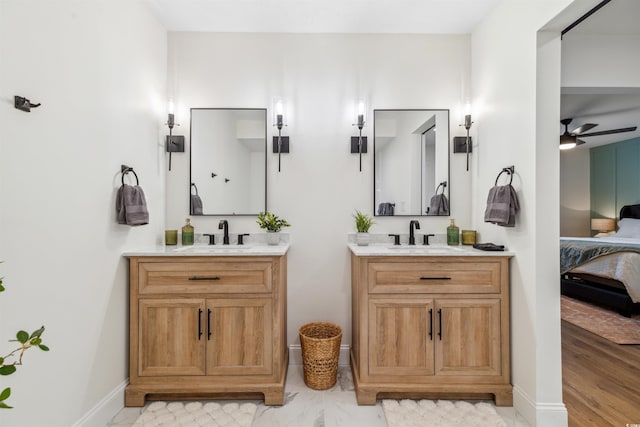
xmin=107 ymin=365 xmax=529 ymax=426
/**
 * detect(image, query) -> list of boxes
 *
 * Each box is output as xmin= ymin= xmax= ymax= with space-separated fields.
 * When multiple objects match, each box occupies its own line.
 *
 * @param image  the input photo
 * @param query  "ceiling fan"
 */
xmin=560 ymin=118 xmax=637 ymax=150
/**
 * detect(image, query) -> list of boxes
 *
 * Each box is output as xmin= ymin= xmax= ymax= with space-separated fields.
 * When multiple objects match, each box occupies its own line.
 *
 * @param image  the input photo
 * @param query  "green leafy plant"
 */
xmin=0 ymin=274 xmax=49 ymax=409
xmin=256 ymin=211 xmax=291 ymax=232
xmin=353 ymin=210 xmax=375 ymax=233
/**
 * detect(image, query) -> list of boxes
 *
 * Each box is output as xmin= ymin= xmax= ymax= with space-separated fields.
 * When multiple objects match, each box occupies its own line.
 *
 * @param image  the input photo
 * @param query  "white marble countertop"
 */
xmin=348 ymin=243 xmax=515 ymax=257
xmin=123 ymin=243 xmax=290 ymax=257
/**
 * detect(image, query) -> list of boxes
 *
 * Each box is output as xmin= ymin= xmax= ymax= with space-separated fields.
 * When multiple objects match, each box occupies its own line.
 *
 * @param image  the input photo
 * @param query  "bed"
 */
xmin=560 ymin=204 xmax=640 ymax=317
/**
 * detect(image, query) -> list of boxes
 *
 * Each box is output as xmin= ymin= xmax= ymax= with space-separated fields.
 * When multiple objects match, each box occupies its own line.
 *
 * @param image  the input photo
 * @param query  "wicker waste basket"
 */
xmin=299 ymin=322 xmax=343 ymax=390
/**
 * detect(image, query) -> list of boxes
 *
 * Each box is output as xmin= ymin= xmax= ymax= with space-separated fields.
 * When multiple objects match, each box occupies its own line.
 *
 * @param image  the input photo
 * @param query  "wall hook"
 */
xmin=14 ymin=96 xmax=41 ymax=112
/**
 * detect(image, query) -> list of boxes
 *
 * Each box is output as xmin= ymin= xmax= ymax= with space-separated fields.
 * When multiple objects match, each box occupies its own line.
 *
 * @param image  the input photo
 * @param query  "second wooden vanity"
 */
xmin=124 ymin=246 xmax=288 ymax=406
xmin=349 ymin=245 xmax=513 ymax=406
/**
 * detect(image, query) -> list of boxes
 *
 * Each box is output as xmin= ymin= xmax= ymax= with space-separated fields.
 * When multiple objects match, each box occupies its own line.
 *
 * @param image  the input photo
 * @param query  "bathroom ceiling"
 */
xmin=143 ymin=0 xmax=502 ymax=33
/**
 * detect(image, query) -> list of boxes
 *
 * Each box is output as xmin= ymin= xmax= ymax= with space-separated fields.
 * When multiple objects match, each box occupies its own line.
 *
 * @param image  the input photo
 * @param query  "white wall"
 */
xmin=165 ymin=33 xmax=472 ymax=348
xmin=560 ymin=149 xmax=590 ymax=236
xmin=471 ymin=1 xmax=573 ymax=426
xmin=0 ymin=1 xmax=166 ymax=426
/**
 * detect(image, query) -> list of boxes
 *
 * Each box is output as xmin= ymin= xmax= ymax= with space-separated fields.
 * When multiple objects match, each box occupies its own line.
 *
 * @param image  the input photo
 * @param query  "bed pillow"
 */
xmin=614 ymin=218 xmax=640 ymax=238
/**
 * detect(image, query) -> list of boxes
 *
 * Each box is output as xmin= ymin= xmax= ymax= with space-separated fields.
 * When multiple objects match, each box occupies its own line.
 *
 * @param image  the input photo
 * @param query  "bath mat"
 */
xmin=561 ymin=296 xmax=640 ymax=344
xmin=132 ymin=401 xmax=257 ymax=427
xmin=382 ymin=399 xmax=507 ymax=427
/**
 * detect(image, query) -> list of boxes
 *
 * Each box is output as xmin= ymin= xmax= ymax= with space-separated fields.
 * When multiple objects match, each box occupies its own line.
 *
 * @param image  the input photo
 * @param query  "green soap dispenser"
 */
xmin=447 ymin=218 xmax=460 ymax=246
xmin=182 ymin=218 xmax=194 ymax=246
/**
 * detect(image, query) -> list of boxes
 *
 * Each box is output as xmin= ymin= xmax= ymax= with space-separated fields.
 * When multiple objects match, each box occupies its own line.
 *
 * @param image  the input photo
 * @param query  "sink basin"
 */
xmin=386 ymin=245 xmax=465 ymax=253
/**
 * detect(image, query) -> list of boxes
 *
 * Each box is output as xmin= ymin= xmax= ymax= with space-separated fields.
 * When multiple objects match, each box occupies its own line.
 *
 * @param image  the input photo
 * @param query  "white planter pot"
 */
xmin=356 ymin=232 xmax=370 ymax=246
xmin=266 ymin=231 xmax=280 ymax=246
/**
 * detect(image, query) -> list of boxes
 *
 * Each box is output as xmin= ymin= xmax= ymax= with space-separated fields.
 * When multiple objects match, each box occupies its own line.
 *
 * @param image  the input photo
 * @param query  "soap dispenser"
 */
xmin=447 ymin=218 xmax=460 ymax=246
xmin=182 ymin=218 xmax=194 ymax=246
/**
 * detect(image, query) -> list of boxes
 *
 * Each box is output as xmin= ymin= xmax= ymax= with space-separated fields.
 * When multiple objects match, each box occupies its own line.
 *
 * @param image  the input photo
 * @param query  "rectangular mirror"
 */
xmin=190 ymin=108 xmax=267 ymax=216
xmin=374 ymin=109 xmax=450 ymax=216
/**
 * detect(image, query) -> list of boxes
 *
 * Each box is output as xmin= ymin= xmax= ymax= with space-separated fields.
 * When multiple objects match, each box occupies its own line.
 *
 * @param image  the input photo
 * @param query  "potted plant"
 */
xmin=256 ymin=211 xmax=291 ymax=245
xmin=353 ymin=210 xmax=374 ymax=246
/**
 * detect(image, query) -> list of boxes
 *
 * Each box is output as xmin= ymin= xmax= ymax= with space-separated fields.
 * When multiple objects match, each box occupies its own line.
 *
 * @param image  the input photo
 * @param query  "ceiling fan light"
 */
xmin=559 ymin=133 xmax=577 ymax=150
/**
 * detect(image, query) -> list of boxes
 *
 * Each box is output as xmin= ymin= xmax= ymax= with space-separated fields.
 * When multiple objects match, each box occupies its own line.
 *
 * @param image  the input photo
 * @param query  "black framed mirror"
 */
xmin=190 ymin=108 xmax=267 ymax=215
xmin=374 ymin=109 xmax=450 ymax=216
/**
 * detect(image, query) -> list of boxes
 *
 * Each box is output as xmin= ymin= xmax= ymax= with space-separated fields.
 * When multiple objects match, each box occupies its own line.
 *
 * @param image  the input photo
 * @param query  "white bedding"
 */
xmin=562 ymin=236 xmax=640 ymax=303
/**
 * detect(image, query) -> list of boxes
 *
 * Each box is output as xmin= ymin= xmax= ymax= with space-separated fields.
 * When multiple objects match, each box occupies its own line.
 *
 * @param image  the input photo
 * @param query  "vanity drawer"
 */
xmin=138 ymin=261 xmax=272 ymax=294
xmin=368 ymin=261 xmax=501 ymax=294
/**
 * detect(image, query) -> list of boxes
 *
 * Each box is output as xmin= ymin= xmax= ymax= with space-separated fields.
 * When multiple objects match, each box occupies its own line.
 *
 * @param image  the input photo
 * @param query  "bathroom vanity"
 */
xmin=123 ymin=245 xmax=288 ymax=406
xmin=349 ymin=244 xmax=513 ymax=406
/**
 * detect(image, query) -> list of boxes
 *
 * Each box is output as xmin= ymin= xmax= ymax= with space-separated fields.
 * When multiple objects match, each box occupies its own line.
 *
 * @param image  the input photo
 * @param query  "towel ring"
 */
xmin=121 ymin=166 xmax=139 ymax=186
xmin=191 ymin=183 xmax=199 ymax=195
xmin=494 ymin=166 xmax=514 ymax=186
xmin=435 ymin=181 xmax=447 ymax=195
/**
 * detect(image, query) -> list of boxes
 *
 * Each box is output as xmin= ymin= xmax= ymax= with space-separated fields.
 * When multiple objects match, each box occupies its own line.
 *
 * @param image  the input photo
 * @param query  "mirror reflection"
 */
xmin=374 ymin=109 xmax=450 ymax=216
xmin=190 ymin=108 xmax=266 ymax=215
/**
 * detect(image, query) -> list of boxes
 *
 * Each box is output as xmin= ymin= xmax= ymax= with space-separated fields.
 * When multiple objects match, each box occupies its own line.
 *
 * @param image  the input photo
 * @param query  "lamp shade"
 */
xmin=591 ymin=218 xmax=616 ymax=232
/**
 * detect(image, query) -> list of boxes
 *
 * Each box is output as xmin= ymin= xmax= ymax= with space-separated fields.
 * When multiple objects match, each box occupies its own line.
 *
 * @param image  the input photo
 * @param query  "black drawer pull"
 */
xmin=188 ymin=276 xmax=221 ymax=281
xmin=420 ymin=277 xmax=451 ymax=280
xmin=207 ymin=309 xmax=212 ymax=340
xmin=429 ymin=308 xmax=433 ymax=340
xmin=438 ymin=309 xmax=443 ymax=340
xmin=197 ymin=308 xmax=203 ymax=340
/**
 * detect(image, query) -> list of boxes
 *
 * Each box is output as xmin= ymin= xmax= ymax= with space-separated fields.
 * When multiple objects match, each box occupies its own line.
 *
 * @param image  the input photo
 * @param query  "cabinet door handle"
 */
xmin=420 ymin=277 xmax=451 ymax=280
xmin=189 ymin=276 xmax=220 ymax=281
xmin=207 ymin=309 xmax=212 ymax=340
xmin=438 ymin=308 xmax=443 ymax=340
xmin=197 ymin=308 xmax=203 ymax=340
xmin=429 ymin=308 xmax=433 ymax=340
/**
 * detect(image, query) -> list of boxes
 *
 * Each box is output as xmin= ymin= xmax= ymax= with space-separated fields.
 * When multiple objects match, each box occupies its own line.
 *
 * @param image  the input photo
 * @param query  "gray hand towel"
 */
xmin=428 ymin=194 xmax=449 ymax=215
xmin=484 ymin=184 xmax=520 ymax=227
xmin=116 ymin=184 xmax=149 ymax=226
xmin=191 ymin=194 xmax=203 ymax=215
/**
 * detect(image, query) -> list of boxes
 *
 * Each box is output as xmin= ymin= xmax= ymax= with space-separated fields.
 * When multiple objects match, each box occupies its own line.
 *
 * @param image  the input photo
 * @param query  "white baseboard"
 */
xmin=513 ymin=385 xmax=568 ymax=427
xmin=289 ymin=344 xmax=351 ymax=366
xmin=72 ymin=379 xmax=127 ymax=427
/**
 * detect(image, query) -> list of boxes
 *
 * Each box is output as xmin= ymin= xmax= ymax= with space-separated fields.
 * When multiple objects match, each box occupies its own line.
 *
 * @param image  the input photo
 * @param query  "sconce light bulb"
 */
xmin=168 ymin=99 xmax=175 ymax=115
xmin=464 ymin=114 xmax=472 ymax=130
xmin=276 ymin=114 xmax=283 ymax=130
xmin=168 ymin=113 xmax=175 ymax=130
xmin=357 ymin=114 xmax=364 ymax=130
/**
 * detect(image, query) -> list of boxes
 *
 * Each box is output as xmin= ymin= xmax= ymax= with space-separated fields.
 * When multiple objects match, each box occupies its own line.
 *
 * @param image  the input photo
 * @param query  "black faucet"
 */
xmin=237 ymin=233 xmax=249 ymax=245
xmin=409 ymin=220 xmax=420 ymax=245
xmin=218 ymin=220 xmax=230 ymax=245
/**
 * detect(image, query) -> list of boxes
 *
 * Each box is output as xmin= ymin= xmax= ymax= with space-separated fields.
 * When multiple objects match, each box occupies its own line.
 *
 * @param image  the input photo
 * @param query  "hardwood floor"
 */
xmin=562 ymin=320 xmax=640 ymax=426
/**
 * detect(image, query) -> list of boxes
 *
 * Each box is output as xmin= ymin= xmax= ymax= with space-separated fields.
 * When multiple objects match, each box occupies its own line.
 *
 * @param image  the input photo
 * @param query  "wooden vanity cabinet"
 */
xmin=125 ymin=255 xmax=287 ymax=406
xmin=350 ymin=255 xmax=512 ymax=406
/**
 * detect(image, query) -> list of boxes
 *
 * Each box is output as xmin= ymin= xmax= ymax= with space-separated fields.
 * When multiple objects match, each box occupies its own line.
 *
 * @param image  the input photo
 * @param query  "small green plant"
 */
xmin=256 ymin=211 xmax=291 ymax=232
xmin=0 ymin=274 xmax=49 ymax=409
xmin=353 ymin=210 xmax=374 ymax=233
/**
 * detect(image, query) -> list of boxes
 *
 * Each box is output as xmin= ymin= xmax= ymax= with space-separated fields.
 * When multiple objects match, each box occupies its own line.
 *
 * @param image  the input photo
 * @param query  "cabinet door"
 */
xmin=368 ymin=298 xmax=435 ymax=376
xmin=138 ymin=299 xmax=206 ymax=376
xmin=435 ymin=298 xmax=501 ymax=376
xmin=206 ymin=298 xmax=273 ymax=375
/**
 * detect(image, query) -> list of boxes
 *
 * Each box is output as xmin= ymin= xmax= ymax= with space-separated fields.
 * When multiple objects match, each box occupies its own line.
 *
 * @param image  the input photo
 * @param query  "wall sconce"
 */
xmin=166 ymin=100 xmax=185 ymax=172
xmin=14 ymin=95 xmax=41 ymax=112
xmin=453 ymin=102 xmax=473 ymax=171
xmin=350 ymin=101 xmax=368 ymax=172
xmin=272 ymin=98 xmax=289 ymax=173
xmin=591 ymin=218 xmax=616 ymax=237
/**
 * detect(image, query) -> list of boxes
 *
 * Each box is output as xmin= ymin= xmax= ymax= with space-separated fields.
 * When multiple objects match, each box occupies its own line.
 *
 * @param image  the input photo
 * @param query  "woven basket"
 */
xmin=299 ymin=322 xmax=343 ymax=390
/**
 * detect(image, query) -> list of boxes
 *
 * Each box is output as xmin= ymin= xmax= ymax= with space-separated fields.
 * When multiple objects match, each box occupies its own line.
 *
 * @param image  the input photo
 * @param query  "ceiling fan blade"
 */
xmin=571 ymin=123 xmax=597 ymax=135
xmin=575 ymin=139 xmax=587 ymax=146
xmin=579 ymin=126 xmax=637 ymax=137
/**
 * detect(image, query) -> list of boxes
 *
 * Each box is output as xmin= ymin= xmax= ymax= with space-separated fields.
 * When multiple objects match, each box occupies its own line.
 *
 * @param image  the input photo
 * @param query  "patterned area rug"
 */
xmin=561 ymin=296 xmax=640 ymax=344
xmin=382 ymin=399 xmax=506 ymax=427
xmin=132 ymin=401 xmax=257 ymax=427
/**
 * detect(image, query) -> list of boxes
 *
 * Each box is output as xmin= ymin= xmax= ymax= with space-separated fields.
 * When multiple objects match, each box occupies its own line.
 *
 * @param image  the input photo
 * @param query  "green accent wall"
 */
xmin=590 ymin=137 xmax=640 ymax=220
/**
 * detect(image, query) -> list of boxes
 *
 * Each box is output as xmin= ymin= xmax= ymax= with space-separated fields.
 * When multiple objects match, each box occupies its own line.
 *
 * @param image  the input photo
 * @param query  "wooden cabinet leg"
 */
xmin=125 ymin=388 xmax=146 ymax=407
xmin=494 ymin=390 xmax=513 ymax=406
xmin=264 ymin=390 xmax=284 ymax=406
xmin=355 ymin=389 xmax=378 ymax=405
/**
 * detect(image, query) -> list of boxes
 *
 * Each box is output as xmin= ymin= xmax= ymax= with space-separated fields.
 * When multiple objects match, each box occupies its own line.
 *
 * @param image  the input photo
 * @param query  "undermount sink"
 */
xmin=386 ymin=245 xmax=465 ymax=253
